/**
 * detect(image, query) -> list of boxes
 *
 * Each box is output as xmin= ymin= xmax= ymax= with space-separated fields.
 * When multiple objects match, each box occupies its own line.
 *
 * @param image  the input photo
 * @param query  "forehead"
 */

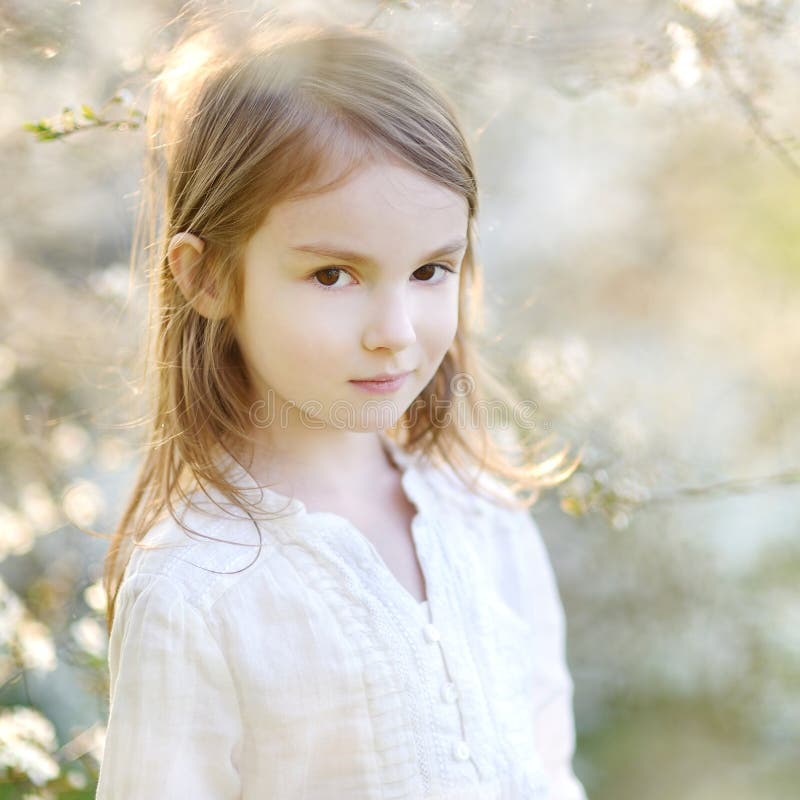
xmin=261 ymin=158 xmax=469 ymax=245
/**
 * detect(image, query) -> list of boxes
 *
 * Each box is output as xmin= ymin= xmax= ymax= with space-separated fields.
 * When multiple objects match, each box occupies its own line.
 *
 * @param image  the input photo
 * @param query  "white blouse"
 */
xmin=96 ymin=434 xmax=587 ymax=800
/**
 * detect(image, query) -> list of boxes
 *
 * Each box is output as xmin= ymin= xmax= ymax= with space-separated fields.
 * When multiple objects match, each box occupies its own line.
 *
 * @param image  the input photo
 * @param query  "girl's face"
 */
xmin=233 ymin=156 xmax=469 ymax=434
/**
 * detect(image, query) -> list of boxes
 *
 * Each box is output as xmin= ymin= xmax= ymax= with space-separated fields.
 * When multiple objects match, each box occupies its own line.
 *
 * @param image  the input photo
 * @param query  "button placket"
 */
xmin=417 ymin=616 xmax=475 ymax=771
xmin=410 ymin=509 xmax=491 ymax=780
xmin=452 ymin=740 xmax=471 ymax=761
xmin=440 ymin=680 xmax=459 ymax=703
xmin=423 ymin=622 xmax=441 ymax=644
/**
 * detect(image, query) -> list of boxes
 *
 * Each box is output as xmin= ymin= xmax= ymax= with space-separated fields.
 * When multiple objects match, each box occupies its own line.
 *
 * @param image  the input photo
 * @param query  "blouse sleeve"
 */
xmin=510 ymin=509 xmax=588 ymax=800
xmin=95 ymin=573 xmax=242 ymax=799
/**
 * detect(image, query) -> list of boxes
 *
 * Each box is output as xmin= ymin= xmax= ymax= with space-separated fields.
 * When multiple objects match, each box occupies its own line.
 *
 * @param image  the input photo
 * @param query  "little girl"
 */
xmin=97 ymin=9 xmax=587 ymax=800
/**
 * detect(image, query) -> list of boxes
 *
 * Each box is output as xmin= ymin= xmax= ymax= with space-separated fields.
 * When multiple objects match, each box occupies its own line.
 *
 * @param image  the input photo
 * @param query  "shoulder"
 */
xmin=418 ymin=457 xmax=547 ymax=575
xmin=421 ymin=459 xmax=558 ymax=593
xmin=419 ymin=456 xmax=525 ymax=526
xmin=122 ymin=492 xmax=294 ymax=613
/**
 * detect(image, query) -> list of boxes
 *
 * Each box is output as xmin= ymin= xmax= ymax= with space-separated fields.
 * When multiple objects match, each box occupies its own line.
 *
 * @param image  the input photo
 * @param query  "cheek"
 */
xmin=289 ymin=301 xmax=354 ymax=361
xmin=421 ymin=289 xmax=459 ymax=345
xmin=240 ymin=291 xmax=350 ymax=373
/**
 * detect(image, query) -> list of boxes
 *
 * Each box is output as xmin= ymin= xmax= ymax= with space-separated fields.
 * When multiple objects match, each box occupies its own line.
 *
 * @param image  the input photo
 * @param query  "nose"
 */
xmin=361 ymin=287 xmax=417 ymax=352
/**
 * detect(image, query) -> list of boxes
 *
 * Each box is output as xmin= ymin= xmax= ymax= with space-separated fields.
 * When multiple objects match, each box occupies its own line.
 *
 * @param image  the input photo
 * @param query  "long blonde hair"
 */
xmin=103 ymin=8 xmax=581 ymax=635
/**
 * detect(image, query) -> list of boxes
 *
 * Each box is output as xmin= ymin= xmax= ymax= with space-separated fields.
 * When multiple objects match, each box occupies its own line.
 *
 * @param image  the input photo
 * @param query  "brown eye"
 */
xmin=315 ymin=268 xmax=342 ymax=287
xmin=414 ymin=264 xmax=437 ymax=281
xmin=413 ymin=263 xmax=454 ymax=282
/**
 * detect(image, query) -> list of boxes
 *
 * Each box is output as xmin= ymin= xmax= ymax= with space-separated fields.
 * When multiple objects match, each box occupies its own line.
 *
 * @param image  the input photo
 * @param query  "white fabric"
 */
xmin=96 ymin=434 xmax=587 ymax=800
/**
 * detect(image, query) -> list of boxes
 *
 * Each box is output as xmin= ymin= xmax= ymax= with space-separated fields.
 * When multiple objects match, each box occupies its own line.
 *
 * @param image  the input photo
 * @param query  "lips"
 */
xmin=352 ymin=371 xmax=411 ymax=382
xmin=348 ymin=371 xmax=412 ymax=394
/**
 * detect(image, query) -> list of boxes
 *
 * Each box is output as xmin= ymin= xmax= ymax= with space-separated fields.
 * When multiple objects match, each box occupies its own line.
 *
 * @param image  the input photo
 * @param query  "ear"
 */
xmin=167 ymin=232 xmax=229 ymax=320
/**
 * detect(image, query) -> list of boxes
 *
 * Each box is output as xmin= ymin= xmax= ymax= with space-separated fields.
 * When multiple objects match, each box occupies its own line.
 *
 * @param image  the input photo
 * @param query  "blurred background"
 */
xmin=1 ymin=0 xmax=799 ymax=797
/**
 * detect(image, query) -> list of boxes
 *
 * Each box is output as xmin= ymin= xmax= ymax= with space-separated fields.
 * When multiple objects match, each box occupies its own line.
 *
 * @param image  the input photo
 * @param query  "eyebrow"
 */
xmin=289 ymin=236 xmax=468 ymax=265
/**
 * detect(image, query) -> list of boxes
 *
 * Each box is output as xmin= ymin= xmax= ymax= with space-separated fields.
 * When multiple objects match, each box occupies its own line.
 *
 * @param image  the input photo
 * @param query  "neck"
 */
xmin=237 ymin=421 xmax=398 ymax=500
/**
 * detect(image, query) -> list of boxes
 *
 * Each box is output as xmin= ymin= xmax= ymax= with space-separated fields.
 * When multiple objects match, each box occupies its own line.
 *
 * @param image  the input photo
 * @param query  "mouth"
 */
xmin=349 ymin=371 xmax=412 ymax=394
xmin=351 ymin=370 xmax=412 ymax=382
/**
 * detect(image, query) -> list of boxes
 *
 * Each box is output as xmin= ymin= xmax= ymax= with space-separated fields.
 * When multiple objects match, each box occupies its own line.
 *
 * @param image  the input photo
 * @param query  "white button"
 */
xmin=423 ymin=623 xmax=441 ymax=643
xmin=452 ymin=740 xmax=470 ymax=761
xmin=440 ymin=681 xmax=459 ymax=703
